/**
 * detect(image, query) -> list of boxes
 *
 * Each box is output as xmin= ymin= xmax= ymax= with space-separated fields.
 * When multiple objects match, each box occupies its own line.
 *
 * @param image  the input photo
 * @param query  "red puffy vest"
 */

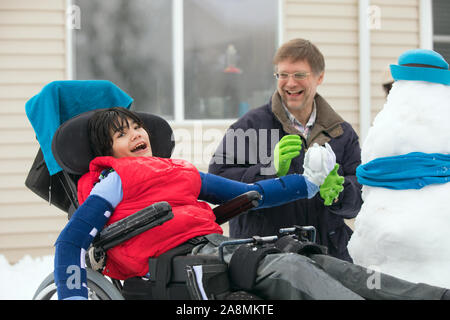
xmin=77 ymin=156 xmax=222 ymax=280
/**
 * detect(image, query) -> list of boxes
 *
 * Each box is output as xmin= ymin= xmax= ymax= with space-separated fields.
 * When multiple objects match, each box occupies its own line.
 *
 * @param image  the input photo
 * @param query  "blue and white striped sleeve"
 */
xmin=54 ymin=171 xmax=123 ymax=300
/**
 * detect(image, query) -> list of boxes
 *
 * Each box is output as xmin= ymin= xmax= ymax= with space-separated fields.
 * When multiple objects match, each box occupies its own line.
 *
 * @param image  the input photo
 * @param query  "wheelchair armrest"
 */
xmin=92 ymin=201 xmax=173 ymax=251
xmin=213 ymin=191 xmax=261 ymax=225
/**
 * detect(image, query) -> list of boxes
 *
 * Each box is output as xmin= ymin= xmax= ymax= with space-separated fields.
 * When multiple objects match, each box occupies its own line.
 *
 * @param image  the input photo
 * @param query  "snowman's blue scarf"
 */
xmin=356 ymin=152 xmax=450 ymax=190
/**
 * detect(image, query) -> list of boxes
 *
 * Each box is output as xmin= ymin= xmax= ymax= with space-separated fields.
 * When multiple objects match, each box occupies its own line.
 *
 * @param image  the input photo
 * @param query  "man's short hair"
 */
xmin=88 ymin=107 xmax=148 ymax=157
xmin=273 ymin=38 xmax=325 ymax=75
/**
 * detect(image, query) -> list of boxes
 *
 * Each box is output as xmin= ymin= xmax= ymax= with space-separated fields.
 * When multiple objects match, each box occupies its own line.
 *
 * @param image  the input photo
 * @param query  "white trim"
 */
xmin=173 ymin=0 xmax=184 ymax=122
xmin=434 ymin=35 xmax=450 ymax=43
xmin=358 ymin=0 xmax=371 ymax=143
xmin=419 ymin=0 xmax=433 ymax=50
xmin=65 ymin=0 xmax=74 ymax=80
xmin=169 ymin=119 xmax=235 ymax=126
xmin=277 ymin=0 xmax=284 ymax=46
xmin=89 ymin=228 xmax=98 ymax=237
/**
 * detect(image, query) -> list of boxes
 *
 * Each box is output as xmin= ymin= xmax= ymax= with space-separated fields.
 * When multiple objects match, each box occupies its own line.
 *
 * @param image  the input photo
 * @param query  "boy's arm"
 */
xmin=54 ymin=171 xmax=122 ymax=300
xmin=198 ymin=172 xmax=317 ymax=210
xmin=201 ymin=143 xmax=344 ymax=209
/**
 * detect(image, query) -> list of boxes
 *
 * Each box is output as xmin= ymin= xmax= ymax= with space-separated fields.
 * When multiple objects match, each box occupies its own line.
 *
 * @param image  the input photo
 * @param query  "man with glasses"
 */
xmin=209 ymin=38 xmax=362 ymax=262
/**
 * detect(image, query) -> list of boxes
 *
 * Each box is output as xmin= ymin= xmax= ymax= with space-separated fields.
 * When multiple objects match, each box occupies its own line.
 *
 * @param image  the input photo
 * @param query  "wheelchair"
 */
xmin=27 ymin=102 xmax=269 ymax=300
xmin=27 ymin=81 xmax=450 ymax=300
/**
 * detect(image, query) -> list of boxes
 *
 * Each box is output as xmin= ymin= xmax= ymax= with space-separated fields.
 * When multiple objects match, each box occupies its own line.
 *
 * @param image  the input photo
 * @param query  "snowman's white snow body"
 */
xmin=348 ymin=50 xmax=450 ymax=289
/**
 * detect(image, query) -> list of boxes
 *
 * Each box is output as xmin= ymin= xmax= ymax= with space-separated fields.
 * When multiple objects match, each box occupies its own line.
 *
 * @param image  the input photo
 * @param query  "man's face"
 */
xmin=276 ymin=59 xmax=324 ymax=114
xmin=111 ymin=118 xmax=153 ymax=158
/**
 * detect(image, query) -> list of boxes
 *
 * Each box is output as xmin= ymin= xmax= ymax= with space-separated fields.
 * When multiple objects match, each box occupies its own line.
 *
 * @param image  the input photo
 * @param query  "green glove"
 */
xmin=274 ymin=135 xmax=302 ymax=177
xmin=319 ymin=164 xmax=345 ymax=206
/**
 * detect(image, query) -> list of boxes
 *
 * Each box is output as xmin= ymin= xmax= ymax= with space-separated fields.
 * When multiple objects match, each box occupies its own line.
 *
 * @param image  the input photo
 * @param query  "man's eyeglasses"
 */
xmin=274 ymin=72 xmax=310 ymax=81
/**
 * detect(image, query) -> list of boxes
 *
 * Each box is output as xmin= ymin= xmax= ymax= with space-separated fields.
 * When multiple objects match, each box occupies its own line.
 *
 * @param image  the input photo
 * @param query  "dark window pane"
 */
xmin=433 ymin=0 xmax=450 ymax=35
xmin=432 ymin=0 xmax=450 ymax=62
xmin=433 ymin=42 xmax=450 ymax=62
xmin=74 ymin=0 xmax=174 ymax=118
xmin=183 ymin=0 xmax=277 ymax=119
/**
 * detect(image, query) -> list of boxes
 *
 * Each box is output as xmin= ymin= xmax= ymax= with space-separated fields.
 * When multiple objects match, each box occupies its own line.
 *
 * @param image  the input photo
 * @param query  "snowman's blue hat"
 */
xmin=390 ymin=49 xmax=450 ymax=85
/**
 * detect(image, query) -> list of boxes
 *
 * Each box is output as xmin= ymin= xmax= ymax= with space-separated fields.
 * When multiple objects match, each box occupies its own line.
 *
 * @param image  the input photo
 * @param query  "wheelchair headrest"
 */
xmin=52 ymin=109 xmax=175 ymax=175
xmin=25 ymin=80 xmax=133 ymax=175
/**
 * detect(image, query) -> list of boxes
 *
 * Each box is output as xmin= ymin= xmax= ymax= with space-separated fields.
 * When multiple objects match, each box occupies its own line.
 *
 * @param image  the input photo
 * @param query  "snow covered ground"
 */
xmin=0 ymin=254 xmax=53 ymax=300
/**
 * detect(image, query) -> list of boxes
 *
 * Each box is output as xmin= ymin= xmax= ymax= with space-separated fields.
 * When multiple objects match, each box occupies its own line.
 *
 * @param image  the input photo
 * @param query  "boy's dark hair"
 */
xmin=88 ymin=107 xmax=149 ymax=157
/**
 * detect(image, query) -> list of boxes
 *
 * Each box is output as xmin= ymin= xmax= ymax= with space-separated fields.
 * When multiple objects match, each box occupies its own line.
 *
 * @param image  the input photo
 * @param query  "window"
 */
xmin=183 ymin=0 xmax=277 ymax=119
xmin=73 ymin=0 xmax=278 ymax=121
xmin=74 ymin=0 xmax=173 ymax=118
xmin=432 ymin=0 xmax=450 ymax=62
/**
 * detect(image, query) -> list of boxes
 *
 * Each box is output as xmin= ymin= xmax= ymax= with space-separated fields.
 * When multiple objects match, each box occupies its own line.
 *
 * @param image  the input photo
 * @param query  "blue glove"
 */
xmin=90 ymin=170 xmax=123 ymax=208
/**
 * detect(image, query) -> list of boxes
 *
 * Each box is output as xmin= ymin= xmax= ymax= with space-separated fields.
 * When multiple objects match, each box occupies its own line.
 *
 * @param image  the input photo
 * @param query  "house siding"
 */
xmin=0 ymin=0 xmax=67 ymax=263
xmin=370 ymin=0 xmax=420 ymax=121
xmin=284 ymin=0 xmax=360 ymax=131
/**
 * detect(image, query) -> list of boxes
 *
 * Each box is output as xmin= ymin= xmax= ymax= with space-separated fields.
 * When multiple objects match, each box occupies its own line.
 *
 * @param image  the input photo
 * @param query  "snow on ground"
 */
xmin=0 ymin=254 xmax=54 ymax=300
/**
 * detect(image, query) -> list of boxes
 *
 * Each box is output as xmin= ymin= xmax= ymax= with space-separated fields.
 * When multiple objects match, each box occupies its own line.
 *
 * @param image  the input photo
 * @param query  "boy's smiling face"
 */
xmin=111 ymin=117 xmax=153 ymax=158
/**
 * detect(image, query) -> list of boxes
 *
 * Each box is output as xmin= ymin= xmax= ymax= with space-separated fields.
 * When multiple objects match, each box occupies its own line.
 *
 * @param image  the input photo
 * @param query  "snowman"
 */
xmin=347 ymin=49 xmax=450 ymax=288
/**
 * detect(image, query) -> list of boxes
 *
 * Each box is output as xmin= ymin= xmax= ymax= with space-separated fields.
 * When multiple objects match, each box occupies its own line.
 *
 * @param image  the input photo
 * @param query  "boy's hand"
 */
xmin=274 ymin=135 xmax=302 ymax=177
xmin=320 ymin=164 xmax=345 ymax=206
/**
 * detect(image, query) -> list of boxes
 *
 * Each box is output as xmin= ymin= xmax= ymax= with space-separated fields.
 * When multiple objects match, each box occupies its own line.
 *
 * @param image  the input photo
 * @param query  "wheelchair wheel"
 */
xmin=32 ymin=268 xmax=124 ymax=300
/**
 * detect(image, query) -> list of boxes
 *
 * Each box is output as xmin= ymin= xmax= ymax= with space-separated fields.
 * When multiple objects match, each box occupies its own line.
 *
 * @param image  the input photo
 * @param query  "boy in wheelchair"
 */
xmin=54 ymin=107 xmax=359 ymax=300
